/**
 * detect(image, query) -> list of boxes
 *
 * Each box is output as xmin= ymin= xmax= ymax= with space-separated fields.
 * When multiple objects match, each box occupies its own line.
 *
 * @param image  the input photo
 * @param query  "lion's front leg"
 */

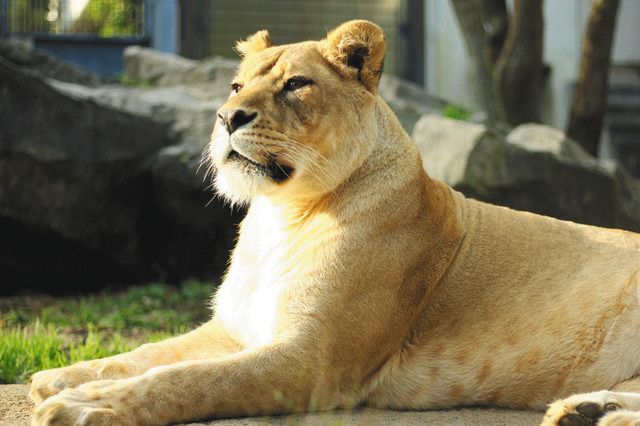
xmin=29 ymin=319 xmax=241 ymax=404
xmin=32 ymin=343 xmax=333 ymax=426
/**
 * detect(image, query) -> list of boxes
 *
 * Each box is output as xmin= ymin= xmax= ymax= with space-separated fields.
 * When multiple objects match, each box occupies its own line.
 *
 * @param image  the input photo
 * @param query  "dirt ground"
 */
xmin=0 ymin=384 xmax=543 ymax=425
xmin=0 ymin=385 xmax=32 ymax=426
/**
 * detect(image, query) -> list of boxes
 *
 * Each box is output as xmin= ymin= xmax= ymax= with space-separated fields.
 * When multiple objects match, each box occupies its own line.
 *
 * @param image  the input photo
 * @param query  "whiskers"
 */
xmin=199 ymin=141 xmax=247 ymax=210
xmin=197 ymin=142 xmax=225 ymax=208
xmin=198 ymin=143 xmax=216 ymax=184
xmin=253 ymin=134 xmax=337 ymax=195
xmin=278 ymin=144 xmax=336 ymax=195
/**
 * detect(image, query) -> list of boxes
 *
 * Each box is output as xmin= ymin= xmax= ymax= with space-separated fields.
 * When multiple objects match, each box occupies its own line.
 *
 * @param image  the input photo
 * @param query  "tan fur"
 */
xmin=30 ymin=21 xmax=640 ymax=426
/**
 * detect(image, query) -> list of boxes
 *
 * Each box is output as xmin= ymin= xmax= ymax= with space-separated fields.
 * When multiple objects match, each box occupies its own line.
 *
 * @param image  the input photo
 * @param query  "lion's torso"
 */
xmin=363 ymin=193 xmax=640 ymax=409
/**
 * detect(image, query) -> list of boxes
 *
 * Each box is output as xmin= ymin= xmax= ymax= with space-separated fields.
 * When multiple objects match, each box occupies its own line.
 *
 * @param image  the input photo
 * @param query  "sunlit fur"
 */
xmin=29 ymin=20 xmax=640 ymax=426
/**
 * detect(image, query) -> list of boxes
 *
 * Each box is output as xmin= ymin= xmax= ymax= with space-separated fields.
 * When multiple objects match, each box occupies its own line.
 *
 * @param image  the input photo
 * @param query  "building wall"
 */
xmin=424 ymin=1 xmax=473 ymax=111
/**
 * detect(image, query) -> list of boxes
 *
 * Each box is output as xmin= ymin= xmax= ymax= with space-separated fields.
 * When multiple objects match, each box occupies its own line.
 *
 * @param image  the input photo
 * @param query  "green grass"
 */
xmin=442 ymin=103 xmax=472 ymax=121
xmin=0 ymin=280 xmax=213 ymax=384
xmin=119 ymin=75 xmax=155 ymax=87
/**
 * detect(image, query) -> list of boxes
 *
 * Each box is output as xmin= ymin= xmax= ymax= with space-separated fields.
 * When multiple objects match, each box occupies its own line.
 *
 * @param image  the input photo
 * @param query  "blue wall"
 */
xmin=24 ymin=0 xmax=178 ymax=77
xmin=35 ymin=36 xmax=148 ymax=77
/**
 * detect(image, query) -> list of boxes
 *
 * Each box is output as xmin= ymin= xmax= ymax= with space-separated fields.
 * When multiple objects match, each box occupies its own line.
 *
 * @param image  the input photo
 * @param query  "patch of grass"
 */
xmin=0 ymin=280 xmax=213 ymax=384
xmin=0 ymin=323 xmax=134 ymax=384
xmin=442 ymin=103 xmax=472 ymax=121
xmin=119 ymin=75 xmax=155 ymax=87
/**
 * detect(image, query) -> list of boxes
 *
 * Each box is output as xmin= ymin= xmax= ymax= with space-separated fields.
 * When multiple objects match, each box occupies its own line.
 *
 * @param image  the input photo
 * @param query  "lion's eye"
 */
xmin=283 ymin=77 xmax=312 ymax=92
xmin=230 ymin=83 xmax=243 ymax=94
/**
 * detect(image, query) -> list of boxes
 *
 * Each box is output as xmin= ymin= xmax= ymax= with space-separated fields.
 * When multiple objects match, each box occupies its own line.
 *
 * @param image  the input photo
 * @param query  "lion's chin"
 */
xmin=226 ymin=150 xmax=294 ymax=184
xmin=213 ymin=168 xmax=259 ymax=205
xmin=213 ymin=155 xmax=294 ymax=205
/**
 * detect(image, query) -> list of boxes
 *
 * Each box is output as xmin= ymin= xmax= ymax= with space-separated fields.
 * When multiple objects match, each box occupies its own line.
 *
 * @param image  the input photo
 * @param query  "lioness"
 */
xmin=30 ymin=20 xmax=640 ymax=426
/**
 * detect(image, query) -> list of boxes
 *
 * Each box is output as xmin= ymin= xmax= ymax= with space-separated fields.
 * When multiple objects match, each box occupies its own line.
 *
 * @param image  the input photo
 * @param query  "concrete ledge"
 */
xmin=1 ymin=385 xmax=542 ymax=425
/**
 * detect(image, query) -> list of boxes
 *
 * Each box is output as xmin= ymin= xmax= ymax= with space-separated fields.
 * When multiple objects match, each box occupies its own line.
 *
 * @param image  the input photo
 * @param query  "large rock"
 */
xmin=414 ymin=114 xmax=640 ymax=231
xmin=48 ymin=81 xmax=223 ymax=149
xmin=0 ymin=54 xmax=240 ymax=294
xmin=123 ymin=46 xmax=238 ymax=94
xmin=0 ymin=56 xmax=167 ymax=291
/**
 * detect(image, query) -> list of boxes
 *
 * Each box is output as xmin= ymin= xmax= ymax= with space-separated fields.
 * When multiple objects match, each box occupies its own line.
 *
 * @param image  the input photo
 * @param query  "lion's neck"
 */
xmin=250 ymin=96 xmax=457 ymax=230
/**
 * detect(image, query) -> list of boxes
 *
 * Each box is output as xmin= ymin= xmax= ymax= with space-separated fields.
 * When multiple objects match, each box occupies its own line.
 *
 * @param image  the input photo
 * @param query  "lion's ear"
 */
xmin=235 ymin=30 xmax=273 ymax=58
xmin=320 ymin=20 xmax=386 ymax=93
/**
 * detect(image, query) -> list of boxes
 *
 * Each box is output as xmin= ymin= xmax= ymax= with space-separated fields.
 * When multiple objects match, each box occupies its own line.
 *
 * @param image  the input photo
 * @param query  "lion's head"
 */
xmin=208 ymin=20 xmax=386 ymax=205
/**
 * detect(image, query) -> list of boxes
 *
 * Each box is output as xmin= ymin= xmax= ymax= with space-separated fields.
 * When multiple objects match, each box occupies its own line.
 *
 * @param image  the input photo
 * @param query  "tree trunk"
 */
xmin=492 ymin=0 xmax=544 ymax=125
xmin=566 ymin=0 xmax=620 ymax=157
xmin=451 ymin=0 xmax=507 ymax=121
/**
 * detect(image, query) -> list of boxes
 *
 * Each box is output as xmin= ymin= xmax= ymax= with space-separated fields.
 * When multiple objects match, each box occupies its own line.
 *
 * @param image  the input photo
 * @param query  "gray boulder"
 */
xmin=49 ymin=81 xmax=223 ymax=149
xmin=414 ymin=114 xmax=640 ymax=231
xmin=0 ymin=57 xmax=167 ymax=292
xmin=0 ymin=55 xmax=240 ymax=294
xmin=123 ymin=46 xmax=238 ymax=94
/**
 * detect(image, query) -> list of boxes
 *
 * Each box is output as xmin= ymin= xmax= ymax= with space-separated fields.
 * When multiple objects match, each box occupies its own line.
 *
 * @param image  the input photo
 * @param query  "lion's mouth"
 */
xmin=226 ymin=149 xmax=294 ymax=183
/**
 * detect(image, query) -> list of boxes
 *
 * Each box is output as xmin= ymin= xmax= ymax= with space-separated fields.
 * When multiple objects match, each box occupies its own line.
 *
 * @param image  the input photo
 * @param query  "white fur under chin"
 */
xmin=213 ymin=167 xmax=261 ymax=207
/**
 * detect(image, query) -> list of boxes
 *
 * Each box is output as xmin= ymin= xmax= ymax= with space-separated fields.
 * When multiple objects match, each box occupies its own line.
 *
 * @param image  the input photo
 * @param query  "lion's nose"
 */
xmin=218 ymin=109 xmax=257 ymax=134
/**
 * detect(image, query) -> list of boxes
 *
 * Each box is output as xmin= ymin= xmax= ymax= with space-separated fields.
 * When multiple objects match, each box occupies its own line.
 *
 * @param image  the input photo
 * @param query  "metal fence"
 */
xmin=5 ymin=0 xmax=145 ymax=37
xmin=178 ymin=0 xmax=424 ymax=84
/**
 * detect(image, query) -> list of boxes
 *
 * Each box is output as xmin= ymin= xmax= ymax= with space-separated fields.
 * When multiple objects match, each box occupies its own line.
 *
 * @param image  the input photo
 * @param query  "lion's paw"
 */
xmin=29 ymin=364 xmax=98 ymax=404
xmin=30 ymin=360 xmax=140 ymax=403
xmin=541 ymin=391 xmax=640 ymax=426
xmin=31 ymin=380 xmax=136 ymax=426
